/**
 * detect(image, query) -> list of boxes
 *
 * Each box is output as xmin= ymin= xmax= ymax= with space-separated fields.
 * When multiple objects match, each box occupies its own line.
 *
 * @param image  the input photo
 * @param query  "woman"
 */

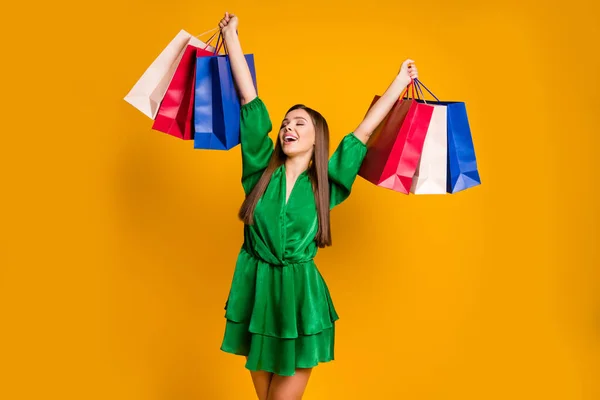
xmin=218 ymin=12 xmax=418 ymax=400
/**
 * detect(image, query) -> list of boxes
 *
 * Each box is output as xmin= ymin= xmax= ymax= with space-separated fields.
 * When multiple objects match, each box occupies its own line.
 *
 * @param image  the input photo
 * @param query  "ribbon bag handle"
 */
xmin=193 ymin=27 xmax=224 ymax=55
xmin=211 ymin=32 xmax=225 ymax=55
xmin=194 ymin=27 xmax=219 ymax=39
xmin=218 ymin=28 xmax=242 ymax=57
xmin=413 ymin=79 xmax=440 ymax=102
xmin=414 ymin=80 xmax=427 ymax=104
xmin=400 ymin=81 xmax=417 ymax=101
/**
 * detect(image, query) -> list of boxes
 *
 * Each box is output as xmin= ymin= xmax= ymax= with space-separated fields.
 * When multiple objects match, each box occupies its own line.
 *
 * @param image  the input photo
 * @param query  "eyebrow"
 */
xmin=283 ymin=117 xmax=308 ymax=123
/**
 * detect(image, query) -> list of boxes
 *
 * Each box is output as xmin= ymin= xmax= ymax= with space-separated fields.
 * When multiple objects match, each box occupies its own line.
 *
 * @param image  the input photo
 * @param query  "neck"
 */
xmin=284 ymin=152 xmax=312 ymax=178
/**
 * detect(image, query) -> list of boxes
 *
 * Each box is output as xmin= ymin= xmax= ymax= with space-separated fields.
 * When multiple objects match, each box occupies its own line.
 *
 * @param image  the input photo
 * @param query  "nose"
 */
xmin=286 ymin=125 xmax=293 ymax=132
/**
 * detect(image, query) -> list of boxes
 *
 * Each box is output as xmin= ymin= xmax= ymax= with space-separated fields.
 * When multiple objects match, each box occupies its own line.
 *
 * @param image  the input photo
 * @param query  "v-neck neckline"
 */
xmin=282 ymin=165 xmax=308 ymax=206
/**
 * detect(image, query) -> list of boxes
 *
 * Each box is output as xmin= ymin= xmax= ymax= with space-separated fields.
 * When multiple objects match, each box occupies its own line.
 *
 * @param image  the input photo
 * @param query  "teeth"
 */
xmin=284 ymin=135 xmax=297 ymax=142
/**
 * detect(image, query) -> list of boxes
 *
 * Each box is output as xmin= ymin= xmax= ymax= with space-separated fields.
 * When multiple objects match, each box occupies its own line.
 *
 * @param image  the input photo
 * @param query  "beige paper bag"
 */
xmin=411 ymin=104 xmax=448 ymax=194
xmin=124 ymin=29 xmax=216 ymax=119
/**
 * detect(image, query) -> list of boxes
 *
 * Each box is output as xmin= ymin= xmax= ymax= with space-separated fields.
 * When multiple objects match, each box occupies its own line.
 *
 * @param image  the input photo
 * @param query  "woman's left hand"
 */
xmin=398 ymin=59 xmax=418 ymax=85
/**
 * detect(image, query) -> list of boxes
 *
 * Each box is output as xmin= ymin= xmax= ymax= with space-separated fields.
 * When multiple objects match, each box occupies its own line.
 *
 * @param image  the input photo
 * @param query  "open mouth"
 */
xmin=283 ymin=134 xmax=298 ymax=143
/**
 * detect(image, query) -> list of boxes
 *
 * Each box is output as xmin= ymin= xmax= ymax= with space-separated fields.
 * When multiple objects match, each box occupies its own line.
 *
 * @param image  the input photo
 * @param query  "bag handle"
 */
xmin=400 ymin=81 xmax=417 ymax=101
xmin=219 ymin=28 xmax=239 ymax=56
xmin=414 ymin=80 xmax=427 ymax=103
xmin=193 ymin=27 xmax=224 ymax=55
xmin=194 ymin=27 xmax=219 ymax=39
xmin=211 ymin=32 xmax=224 ymax=55
xmin=414 ymin=79 xmax=440 ymax=102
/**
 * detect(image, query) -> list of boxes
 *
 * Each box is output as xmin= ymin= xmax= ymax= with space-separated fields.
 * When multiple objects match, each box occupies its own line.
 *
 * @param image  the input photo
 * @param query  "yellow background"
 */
xmin=2 ymin=0 xmax=598 ymax=399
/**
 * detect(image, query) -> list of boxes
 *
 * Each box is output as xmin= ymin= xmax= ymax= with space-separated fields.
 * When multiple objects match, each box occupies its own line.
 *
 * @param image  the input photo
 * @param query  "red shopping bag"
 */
xmin=358 ymin=84 xmax=435 ymax=193
xmin=152 ymin=43 xmax=215 ymax=139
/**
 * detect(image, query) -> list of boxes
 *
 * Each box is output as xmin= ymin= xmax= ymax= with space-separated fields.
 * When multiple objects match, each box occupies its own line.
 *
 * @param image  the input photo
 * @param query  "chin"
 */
xmin=282 ymin=147 xmax=297 ymax=157
xmin=283 ymin=148 xmax=312 ymax=158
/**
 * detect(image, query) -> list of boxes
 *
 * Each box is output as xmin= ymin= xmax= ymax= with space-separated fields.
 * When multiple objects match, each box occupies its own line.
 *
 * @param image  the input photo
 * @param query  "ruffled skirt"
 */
xmin=220 ymin=249 xmax=339 ymax=376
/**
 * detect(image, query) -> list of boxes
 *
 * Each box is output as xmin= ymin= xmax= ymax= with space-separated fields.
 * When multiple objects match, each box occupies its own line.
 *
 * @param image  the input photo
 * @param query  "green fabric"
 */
xmin=221 ymin=96 xmax=367 ymax=376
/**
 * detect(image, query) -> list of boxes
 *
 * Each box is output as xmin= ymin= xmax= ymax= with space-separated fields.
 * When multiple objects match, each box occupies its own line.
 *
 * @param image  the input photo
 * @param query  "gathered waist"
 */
xmin=240 ymin=245 xmax=314 ymax=267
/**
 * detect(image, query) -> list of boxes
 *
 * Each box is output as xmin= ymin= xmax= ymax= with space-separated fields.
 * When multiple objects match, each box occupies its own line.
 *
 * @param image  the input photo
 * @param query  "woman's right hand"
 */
xmin=219 ymin=12 xmax=238 ymax=36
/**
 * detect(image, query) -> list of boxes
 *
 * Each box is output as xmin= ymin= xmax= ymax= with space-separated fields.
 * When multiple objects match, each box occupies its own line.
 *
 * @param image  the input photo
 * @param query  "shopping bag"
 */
xmin=446 ymin=101 xmax=481 ymax=193
xmin=152 ymin=42 xmax=215 ymax=139
xmin=194 ymin=53 xmax=258 ymax=150
xmin=183 ymin=66 xmax=197 ymax=141
xmin=415 ymin=80 xmax=481 ymax=193
xmin=410 ymin=81 xmax=448 ymax=194
xmin=124 ymin=29 xmax=217 ymax=119
xmin=358 ymin=84 xmax=434 ymax=194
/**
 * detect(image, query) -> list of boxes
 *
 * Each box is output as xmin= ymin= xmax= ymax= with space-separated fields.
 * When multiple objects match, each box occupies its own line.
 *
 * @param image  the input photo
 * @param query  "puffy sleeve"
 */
xmin=240 ymin=97 xmax=274 ymax=194
xmin=328 ymin=132 xmax=367 ymax=209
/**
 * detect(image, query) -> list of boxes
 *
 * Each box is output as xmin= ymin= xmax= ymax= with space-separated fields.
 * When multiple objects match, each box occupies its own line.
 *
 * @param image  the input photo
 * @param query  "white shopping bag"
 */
xmin=124 ymin=29 xmax=217 ymax=119
xmin=410 ymin=104 xmax=448 ymax=194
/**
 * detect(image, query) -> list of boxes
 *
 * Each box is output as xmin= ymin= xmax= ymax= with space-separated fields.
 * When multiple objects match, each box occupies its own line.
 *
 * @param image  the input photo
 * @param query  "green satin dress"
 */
xmin=220 ymin=97 xmax=367 ymax=376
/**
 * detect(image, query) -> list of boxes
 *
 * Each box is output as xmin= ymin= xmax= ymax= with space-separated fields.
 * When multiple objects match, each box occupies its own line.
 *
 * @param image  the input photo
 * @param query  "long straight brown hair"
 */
xmin=238 ymin=104 xmax=332 ymax=247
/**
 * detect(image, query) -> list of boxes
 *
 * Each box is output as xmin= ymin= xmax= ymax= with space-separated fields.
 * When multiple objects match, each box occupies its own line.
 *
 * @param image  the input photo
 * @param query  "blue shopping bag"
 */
xmin=414 ymin=79 xmax=481 ymax=193
xmin=194 ymin=53 xmax=257 ymax=150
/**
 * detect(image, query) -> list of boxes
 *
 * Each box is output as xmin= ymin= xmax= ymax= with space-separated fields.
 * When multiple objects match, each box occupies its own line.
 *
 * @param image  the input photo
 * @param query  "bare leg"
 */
xmin=250 ymin=370 xmax=274 ymax=400
xmin=267 ymin=368 xmax=313 ymax=400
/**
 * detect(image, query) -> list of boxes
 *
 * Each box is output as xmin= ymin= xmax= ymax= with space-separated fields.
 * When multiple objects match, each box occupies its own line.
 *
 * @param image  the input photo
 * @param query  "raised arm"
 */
xmin=219 ymin=12 xmax=257 ymax=105
xmin=353 ymin=59 xmax=419 ymax=144
xmin=218 ymin=13 xmax=273 ymax=193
